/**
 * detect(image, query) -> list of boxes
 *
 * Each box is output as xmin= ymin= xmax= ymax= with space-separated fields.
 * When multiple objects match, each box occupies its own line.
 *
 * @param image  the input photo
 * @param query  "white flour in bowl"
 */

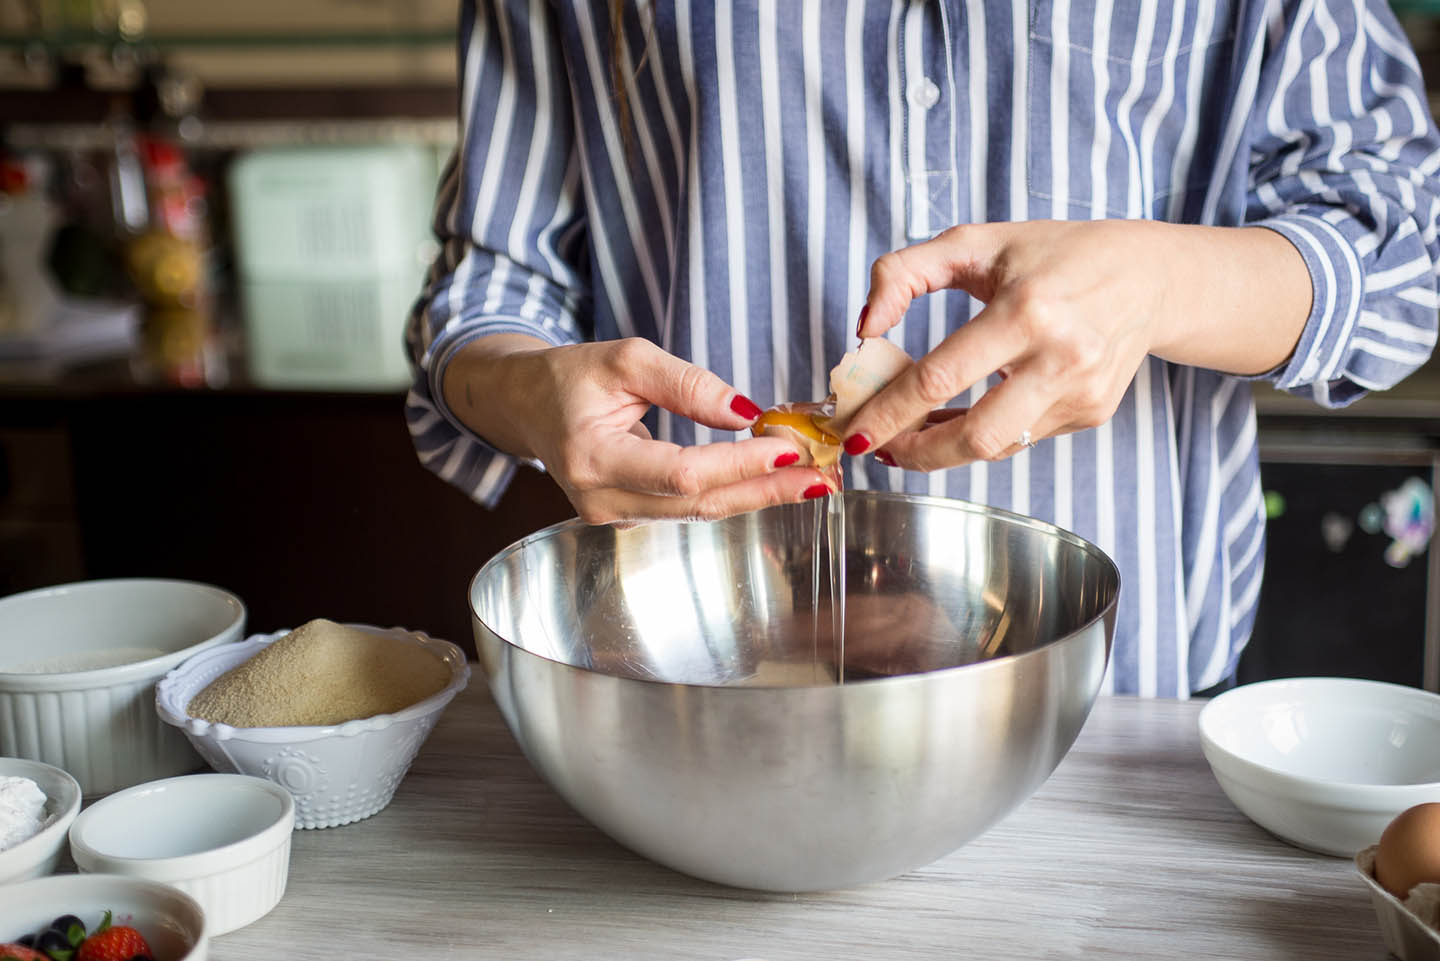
xmin=0 ymin=776 xmax=49 ymax=851
xmin=0 ymin=647 xmax=169 ymax=673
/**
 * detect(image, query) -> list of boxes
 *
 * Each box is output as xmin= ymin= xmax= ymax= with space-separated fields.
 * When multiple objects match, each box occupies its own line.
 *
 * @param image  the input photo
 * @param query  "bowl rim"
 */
xmin=68 ymin=773 xmax=294 ymax=878
xmin=0 ymin=872 xmax=208 ymax=954
xmin=467 ymin=490 xmax=1122 ymax=690
xmin=155 ymin=623 xmax=471 ymax=742
xmin=1198 ymin=677 xmax=1440 ymax=799
xmin=0 ymin=578 xmax=247 ymax=690
xmin=0 ymin=757 xmax=83 ymax=870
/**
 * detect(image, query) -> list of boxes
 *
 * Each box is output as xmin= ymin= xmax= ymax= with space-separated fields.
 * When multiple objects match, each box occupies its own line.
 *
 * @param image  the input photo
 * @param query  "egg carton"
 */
xmin=1357 ymin=846 xmax=1440 ymax=961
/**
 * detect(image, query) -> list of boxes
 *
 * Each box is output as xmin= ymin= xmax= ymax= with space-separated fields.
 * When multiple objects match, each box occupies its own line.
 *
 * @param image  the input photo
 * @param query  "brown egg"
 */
xmin=1376 ymin=802 xmax=1440 ymax=897
xmin=752 ymin=402 xmax=841 ymax=468
xmin=752 ymin=337 xmax=925 ymax=478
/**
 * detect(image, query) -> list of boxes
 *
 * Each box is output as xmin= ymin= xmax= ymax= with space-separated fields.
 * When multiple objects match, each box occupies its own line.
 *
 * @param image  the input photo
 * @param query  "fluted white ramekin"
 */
xmin=0 ymin=579 xmax=247 ymax=796
xmin=68 ymin=773 xmax=294 ymax=935
xmin=156 ymin=625 xmax=469 ymax=829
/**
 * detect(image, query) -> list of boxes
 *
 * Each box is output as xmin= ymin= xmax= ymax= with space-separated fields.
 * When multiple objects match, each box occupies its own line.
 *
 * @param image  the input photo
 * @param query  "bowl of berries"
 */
xmin=0 ymin=874 xmax=206 ymax=961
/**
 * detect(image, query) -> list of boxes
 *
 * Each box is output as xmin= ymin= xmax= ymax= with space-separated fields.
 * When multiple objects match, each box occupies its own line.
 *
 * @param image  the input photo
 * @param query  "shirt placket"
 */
xmin=900 ymin=0 xmax=960 ymax=241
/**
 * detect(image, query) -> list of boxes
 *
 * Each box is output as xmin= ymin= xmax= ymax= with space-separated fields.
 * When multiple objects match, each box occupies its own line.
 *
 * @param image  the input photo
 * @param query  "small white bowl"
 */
xmin=0 ymin=873 xmax=207 ymax=960
xmin=156 ymin=625 xmax=469 ymax=829
xmin=0 ymin=757 xmax=82 ymax=885
xmin=1198 ymin=677 xmax=1440 ymax=856
xmin=69 ymin=774 xmax=293 ymax=935
xmin=0 ymin=579 xmax=247 ymax=795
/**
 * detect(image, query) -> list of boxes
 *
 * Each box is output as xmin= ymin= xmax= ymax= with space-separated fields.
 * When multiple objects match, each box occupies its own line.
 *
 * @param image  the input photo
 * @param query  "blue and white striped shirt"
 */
xmin=406 ymin=0 xmax=1440 ymax=697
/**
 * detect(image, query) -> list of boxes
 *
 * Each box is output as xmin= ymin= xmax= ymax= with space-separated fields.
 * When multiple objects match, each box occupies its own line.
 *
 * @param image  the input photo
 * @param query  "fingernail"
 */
xmin=803 ymin=484 xmax=830 ymax=500
xmin=855 ymin=304 xmax=869 ymax=339
xmin=730 ymin=394 xmax=763 ymax=420
xmin=875 ymin=450 xmax=896 ymax=467
xmin=843 ymin=433 xmax=871 ymax=456
xmin=773 ymin=451 xmax=800 ymax=468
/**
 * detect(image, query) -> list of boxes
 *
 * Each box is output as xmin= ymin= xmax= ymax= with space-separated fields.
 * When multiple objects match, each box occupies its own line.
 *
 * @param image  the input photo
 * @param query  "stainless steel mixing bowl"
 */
xmin=470 ymin=491 xmax=1119 ymax=892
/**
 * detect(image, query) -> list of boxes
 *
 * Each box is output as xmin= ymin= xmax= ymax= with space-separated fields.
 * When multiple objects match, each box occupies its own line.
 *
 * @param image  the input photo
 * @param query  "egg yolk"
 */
xmin=751 ymin=404 xmax=841 ymax=446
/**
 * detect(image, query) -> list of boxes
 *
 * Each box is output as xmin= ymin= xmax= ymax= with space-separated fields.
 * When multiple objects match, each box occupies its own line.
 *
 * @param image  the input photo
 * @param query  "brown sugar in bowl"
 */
xmin=155 ymin=624 xmax=469 ymax=829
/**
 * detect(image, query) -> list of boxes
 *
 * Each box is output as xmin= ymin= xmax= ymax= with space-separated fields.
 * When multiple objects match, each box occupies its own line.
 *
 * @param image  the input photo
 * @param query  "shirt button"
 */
xmin=909 ymin=78 xmax=940 ymax=109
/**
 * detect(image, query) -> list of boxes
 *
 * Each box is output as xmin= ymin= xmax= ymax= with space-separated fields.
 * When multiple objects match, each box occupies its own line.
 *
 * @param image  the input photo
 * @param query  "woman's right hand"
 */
xmin=442 ymin=334 xmax=834 ymax=525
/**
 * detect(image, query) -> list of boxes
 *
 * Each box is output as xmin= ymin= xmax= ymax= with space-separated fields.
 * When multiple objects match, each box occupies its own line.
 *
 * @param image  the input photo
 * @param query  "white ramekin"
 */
xmin=68 ymin=773 xmax=294 ymax=935
xmin=0 ymin=756 xmax=82 ymax=884
xmin=155 ymin=625 xmax=469 ymax=829
xmin=0 ymin=579 xmax=247 ymax=795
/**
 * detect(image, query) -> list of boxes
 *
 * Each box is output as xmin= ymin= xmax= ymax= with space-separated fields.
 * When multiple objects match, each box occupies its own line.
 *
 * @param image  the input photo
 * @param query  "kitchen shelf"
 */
xmin=4 ymin=117 xmax=457 ymax=150
xmin=0 ymin=30 xmax=453 ymax=52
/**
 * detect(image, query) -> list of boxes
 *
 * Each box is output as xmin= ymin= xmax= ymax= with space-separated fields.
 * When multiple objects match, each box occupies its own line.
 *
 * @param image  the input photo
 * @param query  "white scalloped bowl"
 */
xmin=154 ymin=626 xmax=469 ymax=829
xmin=0 ymin=579 xmax=247 ymax=795
xmin=0 ymin=757 xmax=82 ymax=885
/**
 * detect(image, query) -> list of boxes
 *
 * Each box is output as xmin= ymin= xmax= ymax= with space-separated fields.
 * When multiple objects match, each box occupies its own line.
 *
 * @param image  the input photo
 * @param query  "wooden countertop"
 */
xmin=214 ymin=683 xmax=1390 ymax=960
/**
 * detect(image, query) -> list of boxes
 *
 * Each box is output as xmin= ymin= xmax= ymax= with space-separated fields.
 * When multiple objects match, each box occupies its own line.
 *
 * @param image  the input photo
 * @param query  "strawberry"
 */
xmin=0 ymin=944 xmax=47 ymax=961
xmin=73 ymin=914 xmax=151 ymax=961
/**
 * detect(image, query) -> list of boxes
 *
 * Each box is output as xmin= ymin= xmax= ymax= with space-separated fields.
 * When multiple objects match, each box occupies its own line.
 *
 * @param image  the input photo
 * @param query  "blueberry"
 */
xmin=35 ymin=928 xmax=75 ymax=959
xmin=47 ymin=915 xmax=85 ymax=947
xmin=47 ymin=918 xmax=82 ymax=938
xmin=15 ymin=934 xmax=35 ymax=947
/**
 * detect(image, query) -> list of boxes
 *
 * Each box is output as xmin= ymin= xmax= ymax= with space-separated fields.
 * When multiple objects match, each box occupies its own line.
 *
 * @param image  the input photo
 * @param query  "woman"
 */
xmin=406 ymin=0 xmax=1440 ymax=697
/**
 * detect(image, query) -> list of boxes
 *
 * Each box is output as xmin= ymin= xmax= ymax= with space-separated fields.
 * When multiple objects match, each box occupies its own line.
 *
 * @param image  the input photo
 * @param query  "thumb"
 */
xmin=856 ymin=223 xmax=1009 ymax=338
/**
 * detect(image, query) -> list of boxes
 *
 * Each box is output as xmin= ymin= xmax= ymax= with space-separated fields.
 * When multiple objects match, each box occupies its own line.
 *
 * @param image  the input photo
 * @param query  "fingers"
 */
xmin=843 ymin=298 xmax=1031 ymax=455
xmin=594 ymin=432 xmax=806 ymax=497
xmin=856 ymin=224 xmax=1008 ymax=339
xmin=568 ymin=466 xmax=837 ymax=526
xmin=876 ymin=369 xmax=1058 ymax=471
xmin=610 ymin=337 xmax=765 ymax=430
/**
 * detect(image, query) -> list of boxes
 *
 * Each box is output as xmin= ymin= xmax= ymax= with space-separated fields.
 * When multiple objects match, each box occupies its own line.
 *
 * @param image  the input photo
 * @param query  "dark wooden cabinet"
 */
xmin=9 ymin=377 xmax=1440 ymax=686
xmin=0 ymin=384 xmax=574 ymax=656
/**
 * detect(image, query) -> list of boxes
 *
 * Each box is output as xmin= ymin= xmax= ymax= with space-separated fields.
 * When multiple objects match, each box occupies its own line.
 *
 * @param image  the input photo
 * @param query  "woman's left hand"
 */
xmin=842 ymin=219 xmax=1309 ymax=470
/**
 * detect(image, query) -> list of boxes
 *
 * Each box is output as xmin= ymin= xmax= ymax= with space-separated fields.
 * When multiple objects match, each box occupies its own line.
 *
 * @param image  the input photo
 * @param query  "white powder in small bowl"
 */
xmin=1 ymin=647 xmax=170 ymax=674
xmin=0 ymin=776 xmax=49 ymax=852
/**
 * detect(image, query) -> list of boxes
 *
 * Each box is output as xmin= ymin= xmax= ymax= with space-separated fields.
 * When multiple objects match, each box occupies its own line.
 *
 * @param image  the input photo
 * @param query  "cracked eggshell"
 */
xmin=826 ymin=337 xmax=923 ymax=434
xmin=751 ymin=402 xmax=841 ymax=468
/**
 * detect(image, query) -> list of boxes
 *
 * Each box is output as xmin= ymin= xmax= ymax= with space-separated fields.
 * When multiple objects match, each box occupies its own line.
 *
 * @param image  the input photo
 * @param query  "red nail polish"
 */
xmin=855 ymin=304 xmax=870 ymax=339
xmin=773 ymin=452 xmax=800 ymax=468
xmin=803 ymin=484 xmax=830 ymax=500
xmin=875 ymin=450 xmax=896 ymax=467
xmin=730 ymin=394 xmax=763 ymax=421
xmin=843 ymin=433 xmax=871 ymax=456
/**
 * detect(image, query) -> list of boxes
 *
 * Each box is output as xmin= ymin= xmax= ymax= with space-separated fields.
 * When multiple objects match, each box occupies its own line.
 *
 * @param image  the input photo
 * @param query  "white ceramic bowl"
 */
xmin=1198 ymin=677 xmax=1440 ymax=857
xmin=0 ymin=579 xmax=247 ymax=795
xmin=0 ymin=873 xmax=207 ymax=960
xmin=0 ymin=757 xmax=81 ymax=885
xmin=69 ymin=774 xmax=293 ymax=935
xmin=155 ymin=625 xmax=470 ymax=829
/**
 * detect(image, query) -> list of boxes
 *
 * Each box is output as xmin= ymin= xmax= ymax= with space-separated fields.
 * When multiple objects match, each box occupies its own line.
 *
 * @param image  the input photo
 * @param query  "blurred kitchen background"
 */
xmin=1 ymin=0 xmax=1439 ymax=688
xmin=0 ymin=0 xmax=576 ymax=654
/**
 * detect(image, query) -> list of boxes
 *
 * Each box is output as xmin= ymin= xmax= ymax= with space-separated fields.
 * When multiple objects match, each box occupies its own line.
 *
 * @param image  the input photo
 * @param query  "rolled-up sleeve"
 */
xmin=1246 ymin=0 xmax=1440 ymax=408
xmin=404 ymin=0 xmax=589 ymax=507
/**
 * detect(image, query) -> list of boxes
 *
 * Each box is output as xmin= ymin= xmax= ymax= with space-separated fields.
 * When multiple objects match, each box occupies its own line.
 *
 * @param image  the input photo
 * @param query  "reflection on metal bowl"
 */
xmin=470 ymin=491 xmax=1119 ymax=892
